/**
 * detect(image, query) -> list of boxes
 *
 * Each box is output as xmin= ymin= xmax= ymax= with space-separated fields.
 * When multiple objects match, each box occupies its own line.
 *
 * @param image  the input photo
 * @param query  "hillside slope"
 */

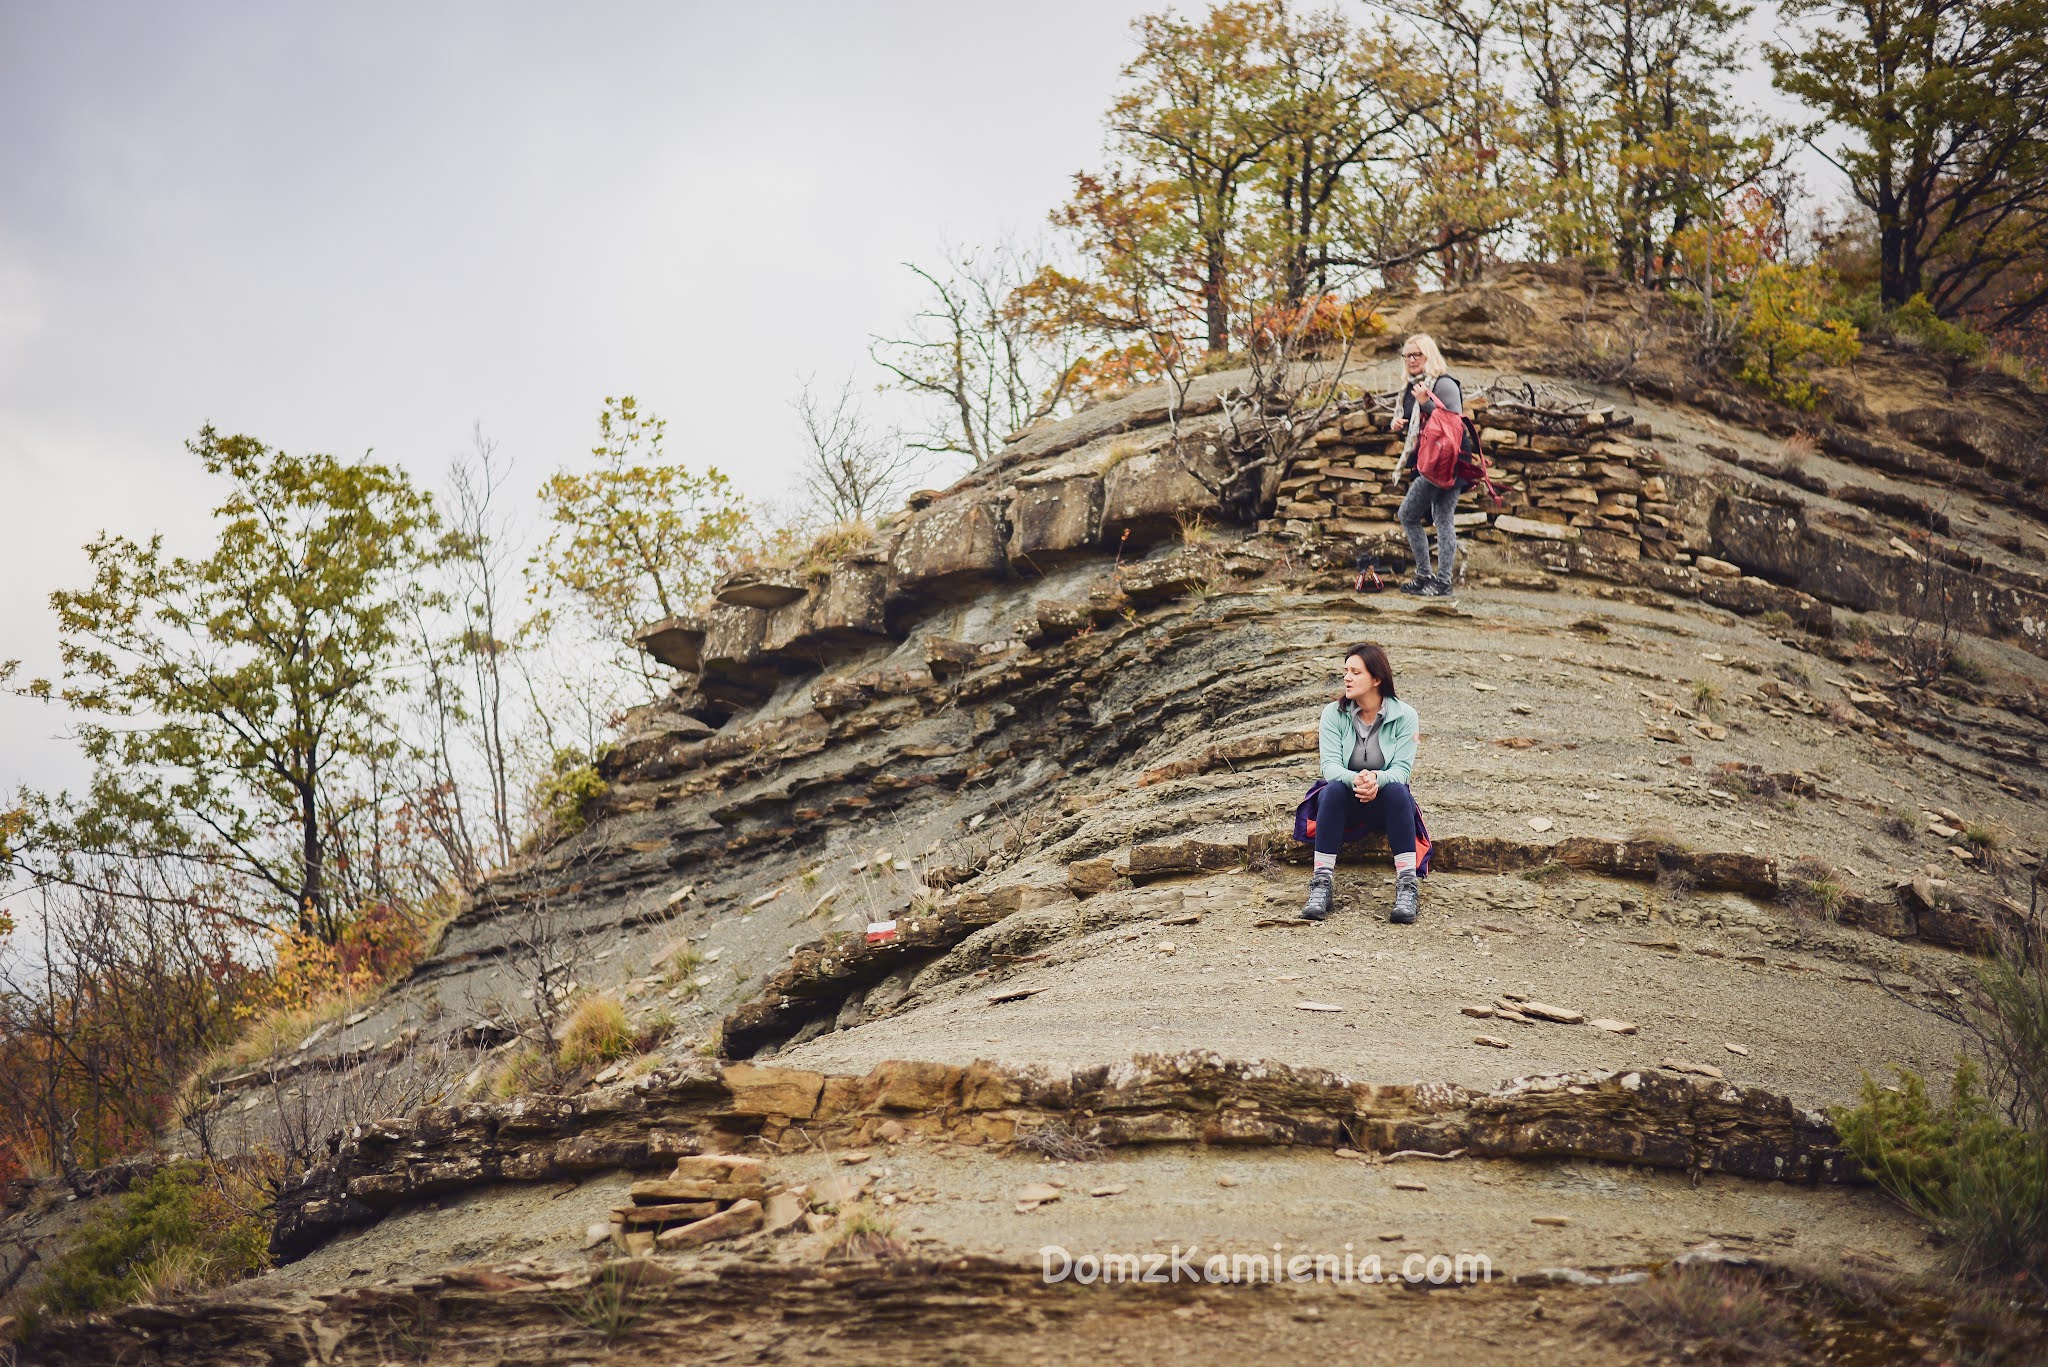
xmin=15 ymin=268 xmax=2048 ymax=1364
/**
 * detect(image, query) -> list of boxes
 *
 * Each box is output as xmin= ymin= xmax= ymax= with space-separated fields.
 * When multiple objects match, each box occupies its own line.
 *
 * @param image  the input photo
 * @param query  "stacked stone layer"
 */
xmin=1265 ymin=400 xmax=1674 ymax=567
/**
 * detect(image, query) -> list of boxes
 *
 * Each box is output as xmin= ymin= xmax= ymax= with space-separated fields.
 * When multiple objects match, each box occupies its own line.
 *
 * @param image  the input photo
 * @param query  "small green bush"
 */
xmin=1833 ymin=1063 xmax=2046 ymax=1278
xmin=31 ymin=1164 xmax=267 ymax=1325
xmin=537 ymin=747 xmax=609 ymax=835
xmin=490 ymin=1046 xmax=551 ymax=1099
xmin=1945 ymin=650 xmax=1988 ymax=685
xmin=1730 ymin=263 xmax=1861 ymax=409
xmin=1890 ymin=294 xmax=1988 ymax=361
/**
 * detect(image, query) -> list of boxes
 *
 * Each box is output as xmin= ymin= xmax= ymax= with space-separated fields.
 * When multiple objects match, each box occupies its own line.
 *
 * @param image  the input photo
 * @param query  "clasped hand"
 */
xmin=1353 ymin=770 xmax=1379 ymax=801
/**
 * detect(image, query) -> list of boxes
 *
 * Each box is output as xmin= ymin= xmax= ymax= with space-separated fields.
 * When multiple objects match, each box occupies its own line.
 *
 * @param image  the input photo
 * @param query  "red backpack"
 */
xmin=1412 ymin=376 xmax=1505 ymax=506
xmin=1415 ymin=403 xmax=1465 ymax=488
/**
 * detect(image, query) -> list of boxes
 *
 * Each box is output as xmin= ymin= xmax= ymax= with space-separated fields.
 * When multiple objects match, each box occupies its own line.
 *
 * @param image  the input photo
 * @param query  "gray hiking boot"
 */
xmin=1418 ymin=574 xmax=1454 ymax=598
xmin=1397 ymin=574 xmax=1434 ymax=596
xmin=1300 ymin=869 xmax=1335 ymax=921
xmin=1389 ymin=871 xmax=1420 ymax=924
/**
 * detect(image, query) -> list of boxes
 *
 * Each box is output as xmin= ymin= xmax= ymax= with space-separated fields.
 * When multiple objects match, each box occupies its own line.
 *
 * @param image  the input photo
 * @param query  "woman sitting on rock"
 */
xmin=1294 ymin=641 xmax=1429 ymax=924
xmin=1390 ymin=332 xmax=1463 ymax=597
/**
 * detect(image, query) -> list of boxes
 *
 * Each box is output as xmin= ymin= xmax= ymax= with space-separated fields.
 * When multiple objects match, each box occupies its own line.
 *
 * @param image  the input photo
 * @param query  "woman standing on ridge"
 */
xmin=1389 ymin=332 xmax=1463 ymax=598
xmin=1293 ymin=642 xmax=1430 ymax=925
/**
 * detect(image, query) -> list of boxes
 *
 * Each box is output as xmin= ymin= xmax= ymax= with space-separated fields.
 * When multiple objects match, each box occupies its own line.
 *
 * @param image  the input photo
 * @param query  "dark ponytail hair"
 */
xmin=1342 ymin=642 xmax=1397 ymax=700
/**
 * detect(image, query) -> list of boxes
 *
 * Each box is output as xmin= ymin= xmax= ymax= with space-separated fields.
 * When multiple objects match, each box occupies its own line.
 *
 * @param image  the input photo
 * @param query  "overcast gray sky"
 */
xmin=0 ymin=0 xmax=1167 ymax=794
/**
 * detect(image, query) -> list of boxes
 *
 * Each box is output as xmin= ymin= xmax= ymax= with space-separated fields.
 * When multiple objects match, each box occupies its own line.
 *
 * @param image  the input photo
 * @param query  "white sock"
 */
xmin=1393 ymin=852 xmax=1418 ymax=876
xmin=1313 ymin=852 xmax=1337 ymax=873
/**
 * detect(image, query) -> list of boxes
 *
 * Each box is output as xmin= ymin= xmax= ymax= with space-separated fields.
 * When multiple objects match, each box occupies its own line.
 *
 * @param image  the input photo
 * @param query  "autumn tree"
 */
xmin=1770 ymin=0 xmax=2048 ymax=332
xmin=1037 ymin=1 xmax=1441 ymax=386
xmin=0 ymin=862 xmax=256 ymax=1185
xmin=46 ymin=429 xmax=446 ymax=942
xmin=534 ymin=396 xmax=749 ymax=679
xmin=1107 ymin=2 xmax=1292 ymax=352
xmin=1510 ymin=0 xmax=1607 ymax=262
xmin=441 ymin=429 xmax=521 ymax=870
xmin=1254 ymin=6 xmax=1441 ymax=298
xmin=1379 ymin=0 xmax=1527 ymax=284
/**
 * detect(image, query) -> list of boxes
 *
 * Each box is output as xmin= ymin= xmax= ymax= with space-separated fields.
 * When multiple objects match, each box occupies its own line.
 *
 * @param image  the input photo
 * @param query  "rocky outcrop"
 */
xmin=24 ymin=1255 xmax=1064 ymax=1367
xmin=269 ymin=1052 xmax=1857 ymax=1264
xmin=1709 ymin=493 xmax=2048 ymax=653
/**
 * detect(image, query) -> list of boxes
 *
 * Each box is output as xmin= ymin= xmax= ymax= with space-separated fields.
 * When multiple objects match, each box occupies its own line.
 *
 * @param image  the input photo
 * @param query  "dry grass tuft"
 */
xmin=560 ymin=995 xmax=635 ymax=1069
xmin=1606 ymin=1261 xmax=1795 ymax=1361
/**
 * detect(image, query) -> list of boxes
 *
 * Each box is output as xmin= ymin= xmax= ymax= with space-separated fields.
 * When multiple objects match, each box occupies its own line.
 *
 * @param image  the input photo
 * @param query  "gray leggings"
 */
xmin=1399 ymin=476 xmax=1460 ymax=581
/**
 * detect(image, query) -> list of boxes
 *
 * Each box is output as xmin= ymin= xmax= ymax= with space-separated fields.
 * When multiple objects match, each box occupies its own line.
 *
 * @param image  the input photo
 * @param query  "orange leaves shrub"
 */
xmin=1240 ymin=295 xmax=1383 ymax=349
xmin=255 ymin=900 xmax=437 ymax=1011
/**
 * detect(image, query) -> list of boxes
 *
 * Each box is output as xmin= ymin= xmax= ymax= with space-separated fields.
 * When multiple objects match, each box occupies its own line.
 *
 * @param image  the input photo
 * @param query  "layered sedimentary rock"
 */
xmin=270 ymin=1052 xmax=1853 ymax=1261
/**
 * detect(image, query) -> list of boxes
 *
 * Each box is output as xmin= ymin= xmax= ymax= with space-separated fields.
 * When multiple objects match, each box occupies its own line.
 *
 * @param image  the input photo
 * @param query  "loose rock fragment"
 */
xmin=1660 ymin=1058 xmax=1725 ymax=1079
xmin=655 ymin=1198 xmax=764 ymax=1250
xmin=1473 ymin=1034 xmax=1510 ymax=1048
xmin=1527 ymin=817 xmax=1554 ymax=832
xmin=1519 ymin=1001 xmax=1585 ymax=1025
xmin=1296 ymin=1001 xmax=1344 ymax=1013
xmin=672 ymin=1154 xmax=767 ymax=1181
xmin=1590 ymin=1018 xmax=1639 ymax=1035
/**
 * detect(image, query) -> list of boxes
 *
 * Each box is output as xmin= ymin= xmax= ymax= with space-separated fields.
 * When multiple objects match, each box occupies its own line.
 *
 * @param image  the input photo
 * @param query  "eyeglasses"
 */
xmin=1402 ymin=350 xmax=1423 ymax=358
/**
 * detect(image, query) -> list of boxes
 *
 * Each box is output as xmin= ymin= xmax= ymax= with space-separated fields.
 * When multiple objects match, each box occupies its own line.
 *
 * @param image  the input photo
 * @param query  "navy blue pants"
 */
xmin=1314 ymin=780 xmax=1417 ymax=858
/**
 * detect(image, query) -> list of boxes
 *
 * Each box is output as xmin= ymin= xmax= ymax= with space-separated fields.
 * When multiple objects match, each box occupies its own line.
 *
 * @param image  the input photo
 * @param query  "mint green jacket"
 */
xmin=1318 ymin=694 xmax=1418 ymax=789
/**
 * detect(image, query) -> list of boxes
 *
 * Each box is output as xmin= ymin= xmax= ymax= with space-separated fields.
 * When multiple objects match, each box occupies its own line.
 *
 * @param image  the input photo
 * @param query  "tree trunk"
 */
xmin=1205 ymin=242 xmax=1230 ymax=353
xmin=298 ymin=781 xmax=324 ymax=940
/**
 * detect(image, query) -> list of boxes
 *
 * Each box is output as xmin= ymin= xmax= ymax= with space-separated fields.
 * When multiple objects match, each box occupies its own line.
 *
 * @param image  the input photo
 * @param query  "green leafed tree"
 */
xmin=533 ymin=396 xmax=750 ymax=674
xmin=46 ymin=429 xmax=446 ymax=942
xmin=1770 ymin=0 xmax=2048 ymax=332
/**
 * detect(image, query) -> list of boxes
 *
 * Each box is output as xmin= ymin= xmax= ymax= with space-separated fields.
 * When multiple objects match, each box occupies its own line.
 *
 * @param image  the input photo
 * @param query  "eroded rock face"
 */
xmin=1102 ymin=444 xmax=1228 ymax=548
xmin=1710 ymin=494 xmax=2048 ymax=651
xmin=889 ymin=497 xmax=1009 ymax=603
xmin=1410 ymin=287 xmax=1539 ymax=352
xmin=635 ymin=615 xmax=704 ymax=672
xmin=762 ymin=563 xmax=890 ymax=656
xmin=1008 ymin=470 xmax=1103 ymax=567
xmin=268 ymin=1052 xmax=1856 ymax=1262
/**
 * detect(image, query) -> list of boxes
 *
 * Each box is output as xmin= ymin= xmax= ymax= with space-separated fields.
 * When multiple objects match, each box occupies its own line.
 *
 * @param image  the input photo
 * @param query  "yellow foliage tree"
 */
xmin=1733 ymin=262 xmax=1861 ymax=409
xmin=534 ymin=396 xmax=750 ymax=662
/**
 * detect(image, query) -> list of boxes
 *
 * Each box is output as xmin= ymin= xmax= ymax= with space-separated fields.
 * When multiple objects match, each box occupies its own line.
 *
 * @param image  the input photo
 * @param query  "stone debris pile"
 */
xmin=607 ymin=1151 xmax=829 ymax=1254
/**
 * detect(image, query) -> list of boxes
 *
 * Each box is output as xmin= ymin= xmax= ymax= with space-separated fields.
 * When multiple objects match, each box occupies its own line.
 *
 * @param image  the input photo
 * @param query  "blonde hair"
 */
xmin=1404 ymin=333 xmax=1448 ymax=381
